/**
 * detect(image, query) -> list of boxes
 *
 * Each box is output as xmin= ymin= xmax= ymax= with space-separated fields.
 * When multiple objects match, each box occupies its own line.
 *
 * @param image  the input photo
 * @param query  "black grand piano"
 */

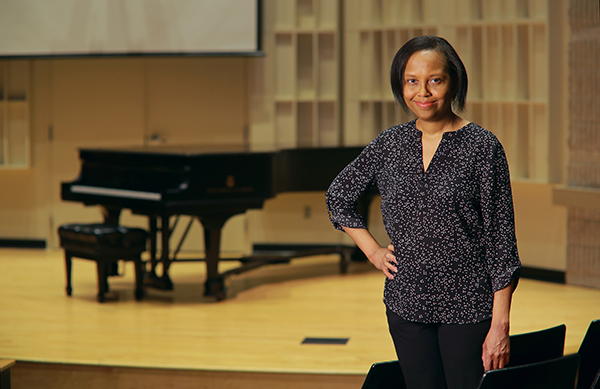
xmin=61 ymin=146 xmax=376 ymax=299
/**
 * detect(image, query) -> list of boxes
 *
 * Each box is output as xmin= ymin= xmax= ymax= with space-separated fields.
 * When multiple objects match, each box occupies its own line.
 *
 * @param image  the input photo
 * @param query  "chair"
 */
xmin=58 ymin=223 xmax=147 ymax=302
xmin=506 ymin=323 xmax=566 ymax=367
xmin=361 ymin=360 xmax=405 ymax=389
xmin=477 ymin=353 xmax=580 ymax=389
xmin=577 ymin=320 xmax=600 ymax=389
xmin=1 ymin=359 xmax=15 ymax=389
xmin=361 ymin=324 xmax=566 ymax=388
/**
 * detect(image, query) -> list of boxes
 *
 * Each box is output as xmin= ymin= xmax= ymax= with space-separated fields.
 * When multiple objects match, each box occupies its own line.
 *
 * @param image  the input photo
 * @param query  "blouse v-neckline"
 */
xmin=421 ymin=135 xmax=443 ymax=173
xmin=414 ymin=120 xmax=470 ymax=174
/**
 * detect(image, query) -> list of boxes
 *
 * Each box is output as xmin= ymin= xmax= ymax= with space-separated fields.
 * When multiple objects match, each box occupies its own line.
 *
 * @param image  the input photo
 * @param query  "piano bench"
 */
xmin=58 ymin=223 xmax=147 ymax=303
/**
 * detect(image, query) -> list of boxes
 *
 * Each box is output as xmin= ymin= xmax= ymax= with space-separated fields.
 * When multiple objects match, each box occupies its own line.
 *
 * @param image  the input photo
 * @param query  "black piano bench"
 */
xmin=58 ymin=223 xmax=147 ymax=303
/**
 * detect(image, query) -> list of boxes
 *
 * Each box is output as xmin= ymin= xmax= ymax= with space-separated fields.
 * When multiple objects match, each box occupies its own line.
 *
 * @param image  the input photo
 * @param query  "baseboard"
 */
xmin=520 ymin=266 xmax=565 ymax=284
xmin=0 ymin=238 xmax=46 ymax=249
xmin=11 ymin=361 xmax=365 ymax=389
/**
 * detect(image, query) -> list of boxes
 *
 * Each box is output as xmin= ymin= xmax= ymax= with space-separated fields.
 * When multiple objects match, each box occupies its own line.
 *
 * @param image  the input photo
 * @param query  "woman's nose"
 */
xmin=418 ymin=83 xmax=431 ymax=96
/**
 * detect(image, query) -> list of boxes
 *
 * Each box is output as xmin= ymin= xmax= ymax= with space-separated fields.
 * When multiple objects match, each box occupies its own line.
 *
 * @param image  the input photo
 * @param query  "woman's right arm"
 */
xmin=326 ymin=132 xmax=395 ymax=277
xmin=343 ymin=226 xmax=397 ymax=279
xmin=326 ymin=134 xmax=384 ymax=232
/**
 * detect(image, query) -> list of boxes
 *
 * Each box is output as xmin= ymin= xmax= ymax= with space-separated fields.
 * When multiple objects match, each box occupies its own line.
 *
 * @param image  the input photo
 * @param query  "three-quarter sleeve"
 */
xmin=477 ymin=139 xmax=522 ymax=292
xmin=326 ymin=136 xmax=383 ymax=232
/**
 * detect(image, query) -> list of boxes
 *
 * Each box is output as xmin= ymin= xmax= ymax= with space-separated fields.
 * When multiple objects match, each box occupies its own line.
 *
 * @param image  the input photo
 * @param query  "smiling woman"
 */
xmin=326 ymin=36 xmax=521 ymax=389
xmin=391 ymin=36 xmax=468 ymax=115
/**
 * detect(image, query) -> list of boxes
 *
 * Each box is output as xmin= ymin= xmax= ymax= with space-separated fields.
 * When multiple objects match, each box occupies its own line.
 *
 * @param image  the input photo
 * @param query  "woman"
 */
xmin=326 ymin=36 xmax=521 ymax=389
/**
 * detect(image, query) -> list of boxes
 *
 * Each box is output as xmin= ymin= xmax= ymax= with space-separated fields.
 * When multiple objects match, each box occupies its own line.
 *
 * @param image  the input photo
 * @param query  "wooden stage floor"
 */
xmin=1 ymin=248 xmax=599 ymax=387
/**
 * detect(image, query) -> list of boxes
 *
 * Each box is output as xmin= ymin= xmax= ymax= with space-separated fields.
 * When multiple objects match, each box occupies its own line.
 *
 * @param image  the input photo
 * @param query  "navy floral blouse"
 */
xmin=326 ymin=120 xmax=521 ymax=324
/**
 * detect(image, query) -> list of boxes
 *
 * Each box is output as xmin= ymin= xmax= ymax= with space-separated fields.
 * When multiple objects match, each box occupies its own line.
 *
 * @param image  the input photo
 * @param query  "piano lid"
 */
xmin=64 ymin=145 xmax=278 ymax=207
xmin=62 ymin=144 xmax=370 ymax=214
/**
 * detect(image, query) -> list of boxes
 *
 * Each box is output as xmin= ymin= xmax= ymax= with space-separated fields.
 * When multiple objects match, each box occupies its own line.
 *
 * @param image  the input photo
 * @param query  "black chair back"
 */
xmin=578 ymin=320 xmax=600 ymax=389
xmin=477 ymin=354 xmax=580 ymax=389
xmin=361 ymin=360 xmax=405 ymax=389
xmin=507 ymin=324 xmax=566 ymax=367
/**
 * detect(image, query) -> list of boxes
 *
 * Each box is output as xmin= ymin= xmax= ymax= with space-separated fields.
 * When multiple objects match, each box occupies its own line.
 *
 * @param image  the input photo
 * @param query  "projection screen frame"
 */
xmin=0 ymin=0 xmax=263 ymax=59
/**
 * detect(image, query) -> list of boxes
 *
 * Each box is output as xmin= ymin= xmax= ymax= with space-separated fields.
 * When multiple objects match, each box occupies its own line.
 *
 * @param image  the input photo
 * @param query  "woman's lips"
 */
xmin=414 ymin=100 xmax=436 ymax=108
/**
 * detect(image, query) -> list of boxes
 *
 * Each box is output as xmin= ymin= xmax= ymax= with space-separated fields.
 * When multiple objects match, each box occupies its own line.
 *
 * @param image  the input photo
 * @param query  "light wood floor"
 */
xmin=0 ymin=248 xmax=599 ymax=378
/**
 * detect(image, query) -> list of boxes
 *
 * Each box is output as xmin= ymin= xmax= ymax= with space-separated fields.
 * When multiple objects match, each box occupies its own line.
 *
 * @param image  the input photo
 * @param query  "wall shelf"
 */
xmin=251 ymin=0 xmax=342 ymax=149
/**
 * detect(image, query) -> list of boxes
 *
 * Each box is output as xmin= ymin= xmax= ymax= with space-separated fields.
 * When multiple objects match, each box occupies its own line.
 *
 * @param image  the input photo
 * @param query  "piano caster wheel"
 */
xmin=204 ymin=277 xmax=226 ymax=300
xmin=135 ymin=288 xmax=144 ymax=301
xmin=66 ymin=286 xmax=72 ymax=296
xmin=97 ymin=293 xmax=106 ymax=303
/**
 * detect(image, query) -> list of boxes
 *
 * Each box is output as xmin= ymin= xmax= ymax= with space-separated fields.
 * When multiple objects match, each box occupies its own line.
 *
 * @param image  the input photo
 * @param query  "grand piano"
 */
xmin=61 ymin=146 xmax=376 ymax=299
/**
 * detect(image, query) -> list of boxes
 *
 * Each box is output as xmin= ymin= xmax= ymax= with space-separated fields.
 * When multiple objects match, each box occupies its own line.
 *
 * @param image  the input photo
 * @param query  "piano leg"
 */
xmin=199 ymin=216 xmax=229 ymax=300
xmin=148 ymin=216 xmax=158 ymax=275
xmin=101 ymin=206 xmax=124 ymax=277
xmin=144 ymin=215 xmax=174 ymax=290
xmin=159 ymin=215 xmax=174 ymax=289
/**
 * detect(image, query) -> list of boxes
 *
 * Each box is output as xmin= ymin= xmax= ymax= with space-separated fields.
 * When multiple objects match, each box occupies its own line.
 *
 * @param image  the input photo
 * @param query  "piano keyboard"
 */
xmin=71 ymin=185 xmax=162 ymax=201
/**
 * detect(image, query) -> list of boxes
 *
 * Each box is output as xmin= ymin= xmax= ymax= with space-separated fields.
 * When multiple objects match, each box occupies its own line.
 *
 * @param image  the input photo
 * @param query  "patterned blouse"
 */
xmin=326 ymin=120 xmax=521 ymax=324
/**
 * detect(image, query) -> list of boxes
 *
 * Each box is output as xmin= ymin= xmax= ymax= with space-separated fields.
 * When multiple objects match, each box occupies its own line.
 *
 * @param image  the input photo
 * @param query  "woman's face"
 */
xmin=403 ymin=50 xmax=454 ymax=123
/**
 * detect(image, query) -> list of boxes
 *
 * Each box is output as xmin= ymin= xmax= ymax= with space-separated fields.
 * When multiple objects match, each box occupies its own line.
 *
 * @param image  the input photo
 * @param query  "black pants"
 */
xmin=387 ymin=308 xmax=491 ymax=389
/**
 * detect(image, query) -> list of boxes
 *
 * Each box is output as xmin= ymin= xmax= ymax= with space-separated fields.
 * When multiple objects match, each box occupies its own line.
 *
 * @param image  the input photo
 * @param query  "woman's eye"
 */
xmin=406 ymin=79 xmax=417 ymax=84
xmin=430 ymin=78 xmax=442 ymax=84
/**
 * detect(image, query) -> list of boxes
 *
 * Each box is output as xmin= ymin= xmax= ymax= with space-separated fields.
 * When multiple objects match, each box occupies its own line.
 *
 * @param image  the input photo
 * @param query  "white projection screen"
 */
xmin=0 ymin=0 xmax=262 ymax=57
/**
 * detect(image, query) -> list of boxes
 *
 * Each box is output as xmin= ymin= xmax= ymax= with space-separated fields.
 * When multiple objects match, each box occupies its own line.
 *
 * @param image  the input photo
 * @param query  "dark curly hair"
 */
xmin=390 ymin=35 xmax=468 ymax=113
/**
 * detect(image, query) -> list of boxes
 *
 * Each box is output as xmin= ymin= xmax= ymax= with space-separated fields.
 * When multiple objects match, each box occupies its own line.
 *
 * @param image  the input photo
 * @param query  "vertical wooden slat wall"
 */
xmin=564 ymin=0 xmax=600 ymax=288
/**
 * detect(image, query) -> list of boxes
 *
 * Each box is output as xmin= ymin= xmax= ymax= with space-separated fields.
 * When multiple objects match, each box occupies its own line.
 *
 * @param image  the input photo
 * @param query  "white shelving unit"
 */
xmin=251 ymin=0 xmax=342 ymax=149
xmin=0 ymin=60 xmax=30 ymax=168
